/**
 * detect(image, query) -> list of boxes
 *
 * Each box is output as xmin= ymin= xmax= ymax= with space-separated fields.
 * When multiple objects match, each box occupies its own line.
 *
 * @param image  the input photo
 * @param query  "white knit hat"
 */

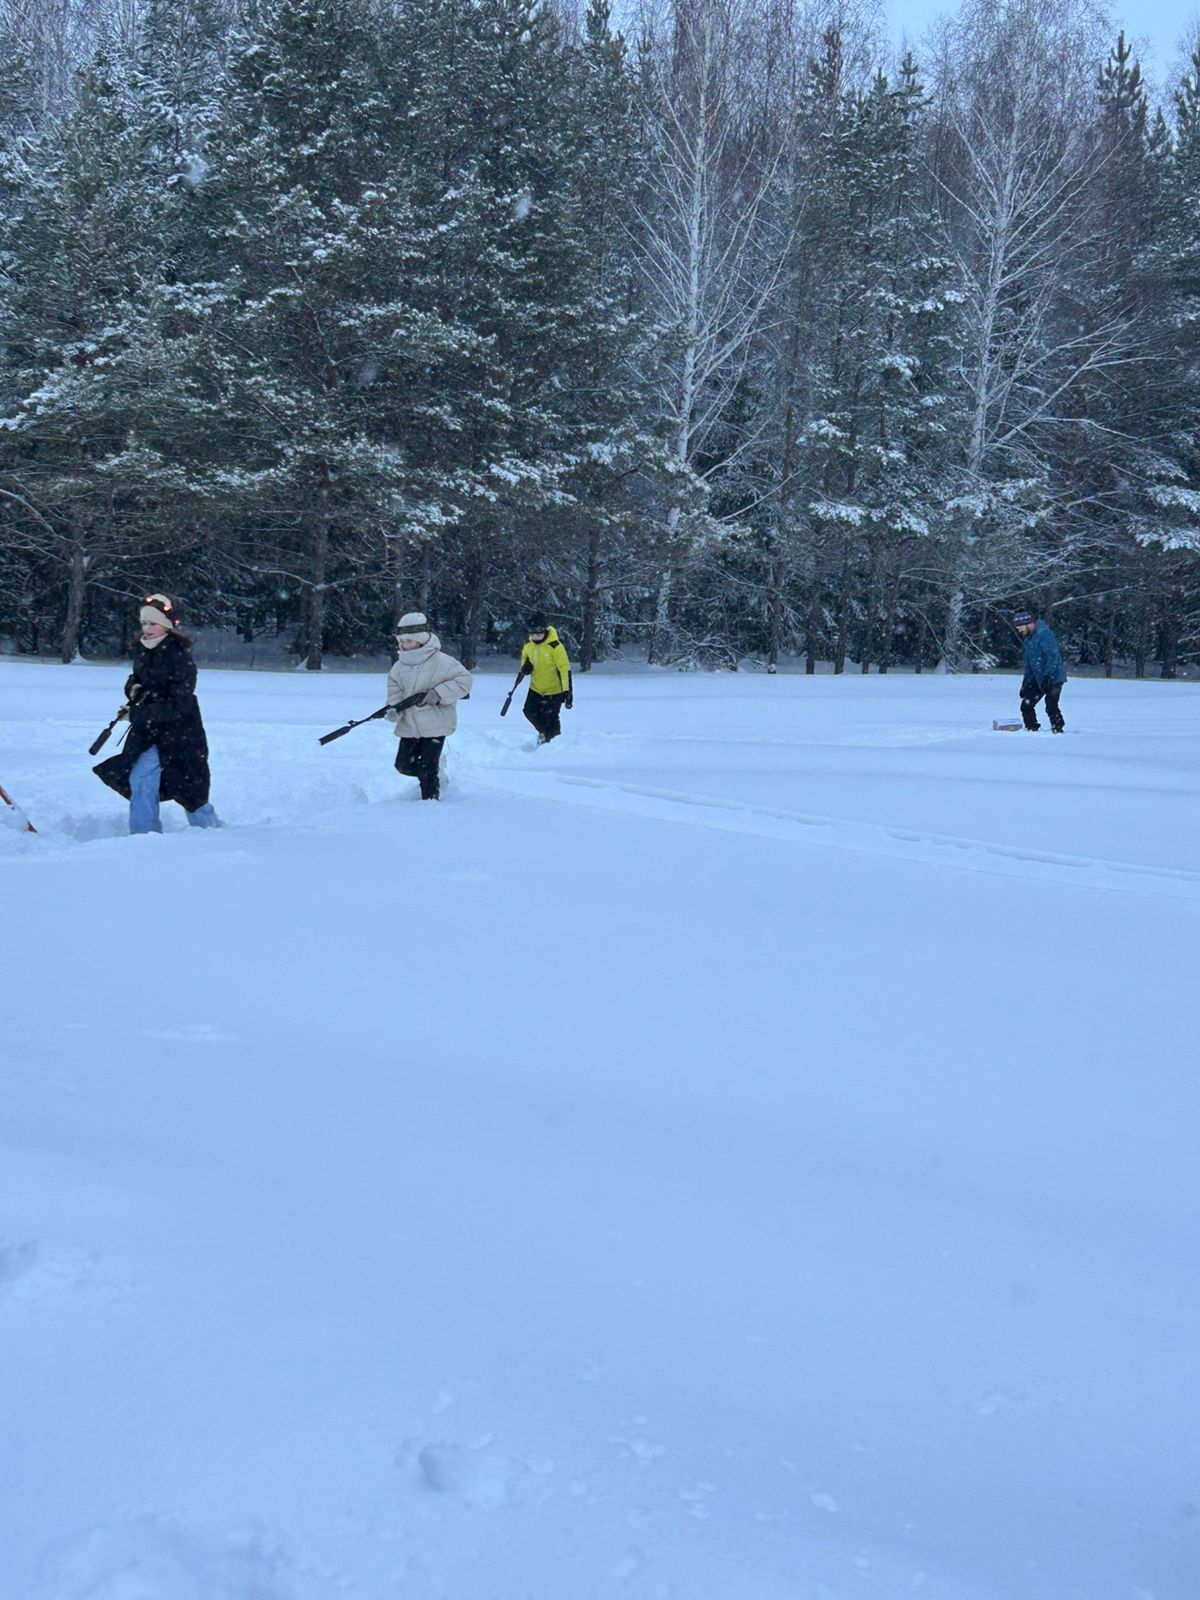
xmin=139 ymin=592 xmax=179 ymax=631
xmin=395 ymin=611 xmax=431 ymax=643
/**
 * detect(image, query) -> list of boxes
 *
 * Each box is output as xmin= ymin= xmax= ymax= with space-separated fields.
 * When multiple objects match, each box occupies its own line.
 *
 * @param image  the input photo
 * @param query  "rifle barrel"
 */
xmin=318 ymin=705 xmax=390 ymax=745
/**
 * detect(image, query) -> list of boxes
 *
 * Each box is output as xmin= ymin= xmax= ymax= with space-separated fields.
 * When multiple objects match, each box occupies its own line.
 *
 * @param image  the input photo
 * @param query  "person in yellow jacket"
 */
xmin=518 ymin=613 xmax=573 ymax=744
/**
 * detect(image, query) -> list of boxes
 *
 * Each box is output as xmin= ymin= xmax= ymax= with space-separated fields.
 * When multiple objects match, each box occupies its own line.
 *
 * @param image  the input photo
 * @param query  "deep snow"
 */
xmin=1 ymin=659 xmax=1197 ymax=1600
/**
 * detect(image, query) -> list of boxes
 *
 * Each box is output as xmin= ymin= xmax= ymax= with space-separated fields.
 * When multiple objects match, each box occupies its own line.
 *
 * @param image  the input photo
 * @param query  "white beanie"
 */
xmin=139 ymin=593 xmax=179 ymax=631
xmin=395 ymin=611 xmax=431 ymax=644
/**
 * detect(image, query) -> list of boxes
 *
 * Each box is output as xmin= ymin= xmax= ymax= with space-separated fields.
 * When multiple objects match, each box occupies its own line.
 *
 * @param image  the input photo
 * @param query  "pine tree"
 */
xmin=797 ymin=55 xmax=964 ymax=672
xmin=0 ymin=49 xmax=189 ymax=659
xmin=417 ymin=0 xmax=593 ymax=661
xmin=183 ymin=0 xmax=483 ymax=667
xmin=1049 ymin=33 xmax=1196 ymax=677
xmin=1130 ymin=44 xmax=1200 ymax=674
xmin=132 ymin=0 xmax=226 ymax=168
xmin=547 ymin=0 xmax=664 ymax=669
xmin=377 ymin=0 xmax=650 ymax=666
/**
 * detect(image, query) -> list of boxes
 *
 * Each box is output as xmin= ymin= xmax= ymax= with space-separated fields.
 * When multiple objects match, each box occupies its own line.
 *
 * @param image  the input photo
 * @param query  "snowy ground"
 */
xmin=1 ymin=659 xmax=1198 ymax=1600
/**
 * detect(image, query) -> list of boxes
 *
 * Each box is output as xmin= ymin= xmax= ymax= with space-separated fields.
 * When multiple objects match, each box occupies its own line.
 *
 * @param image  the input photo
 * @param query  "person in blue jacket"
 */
xmin=1014 ymin=610 xmax=1066 ymax=732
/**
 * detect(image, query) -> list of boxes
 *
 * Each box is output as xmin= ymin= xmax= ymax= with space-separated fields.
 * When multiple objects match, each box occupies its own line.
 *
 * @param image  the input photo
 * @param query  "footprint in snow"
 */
xmin=971 ymin=1383 xmax=1047 ymax=1417
xmin=58 ymin=814 xmax=129 ymax=844
xmin=608 ymin=1421 xmax=667 ymax=1465
xmin=398 ymin=1437 xmax=553 ymax=1511
xmin=34 ymin=1514 xmax=295 ymax=1600
xmin=0 ymin=1240 xmax=122 ymax=1309
xmin=678 ymin=1481 xmax=716 ymax=1520
xmin=0 ymin=1239 xmax=38 ymax=1294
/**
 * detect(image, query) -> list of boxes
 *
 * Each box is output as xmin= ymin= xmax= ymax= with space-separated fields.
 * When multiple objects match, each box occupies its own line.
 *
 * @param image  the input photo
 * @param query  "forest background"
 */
xmin=1 ymin=0 xmax=1198 ymax=676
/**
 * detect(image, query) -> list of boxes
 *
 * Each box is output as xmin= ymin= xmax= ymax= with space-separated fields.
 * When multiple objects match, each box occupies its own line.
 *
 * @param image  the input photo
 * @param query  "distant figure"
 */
xmin=1013 ymin=610 xmax=1067 ymax=733
xmin=386 ymin=612 xmax=472 ymax=800
xmin=94 ymin=593 xmax=219 ymax=833
xmin=518 ymin=614 xmax=573 ymax=745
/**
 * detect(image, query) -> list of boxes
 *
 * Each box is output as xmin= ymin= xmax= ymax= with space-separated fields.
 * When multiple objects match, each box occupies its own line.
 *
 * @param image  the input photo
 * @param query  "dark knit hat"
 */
xmin=1012 ymin=610 xmax=1035 ymax=627
xmin=527 ymin=612 xmax=549 ymax=633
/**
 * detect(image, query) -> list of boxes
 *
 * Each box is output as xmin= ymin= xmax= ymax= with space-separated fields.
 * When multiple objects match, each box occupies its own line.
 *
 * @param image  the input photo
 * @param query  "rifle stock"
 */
xmin=89 ymin=708 xmax=128 ymax=756
xmin=499 ymin=670 xmax=524 ymax=717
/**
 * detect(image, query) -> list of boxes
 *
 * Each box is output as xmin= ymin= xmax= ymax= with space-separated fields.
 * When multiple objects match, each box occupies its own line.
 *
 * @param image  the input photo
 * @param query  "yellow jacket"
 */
xmin=520 ymin=628 xmax=572 ymax=696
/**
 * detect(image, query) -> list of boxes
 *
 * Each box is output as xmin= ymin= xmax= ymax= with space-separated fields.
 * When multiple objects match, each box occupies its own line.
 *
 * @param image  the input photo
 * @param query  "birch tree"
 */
xmin=632 ymin=0 xmax=788 ymax=662
xmin=930 ymin=0 xmax=1134 ymax=666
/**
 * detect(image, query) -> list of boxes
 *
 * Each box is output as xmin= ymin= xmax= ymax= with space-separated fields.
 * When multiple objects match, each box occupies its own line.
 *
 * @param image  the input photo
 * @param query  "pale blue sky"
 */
xmin=887 ymin=0 xmax=1198 ymax=85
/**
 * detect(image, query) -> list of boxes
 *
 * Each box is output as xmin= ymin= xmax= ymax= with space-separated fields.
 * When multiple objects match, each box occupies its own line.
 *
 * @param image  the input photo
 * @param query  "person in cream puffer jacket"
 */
xmin=385 ymin=613 xmax=472 ymax=799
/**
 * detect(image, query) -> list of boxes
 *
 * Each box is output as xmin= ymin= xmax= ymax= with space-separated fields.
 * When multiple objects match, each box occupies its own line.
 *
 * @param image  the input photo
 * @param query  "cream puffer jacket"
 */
xmin=386 ymin=635 xmax=473 ymax=738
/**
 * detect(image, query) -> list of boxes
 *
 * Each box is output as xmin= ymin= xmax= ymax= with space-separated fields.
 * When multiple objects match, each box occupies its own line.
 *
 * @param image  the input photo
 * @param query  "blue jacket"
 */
xmin=1022 ymin=620 xmax=1066 ymax=691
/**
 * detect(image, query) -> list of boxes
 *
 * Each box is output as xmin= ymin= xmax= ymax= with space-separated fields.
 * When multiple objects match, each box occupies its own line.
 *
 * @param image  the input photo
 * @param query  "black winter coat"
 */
xmin=94 ymin=635 xmax=212 ymax=812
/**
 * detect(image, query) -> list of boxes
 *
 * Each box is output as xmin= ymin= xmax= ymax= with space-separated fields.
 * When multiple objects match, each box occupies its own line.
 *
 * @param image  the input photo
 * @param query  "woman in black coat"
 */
xmin=94 ymin=594 xmax=219 ymax=834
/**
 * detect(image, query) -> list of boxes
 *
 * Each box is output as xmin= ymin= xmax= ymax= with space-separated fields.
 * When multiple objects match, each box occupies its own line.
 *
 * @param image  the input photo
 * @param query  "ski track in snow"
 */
xmin=472 ymin=767 xmax=1200 ymax=903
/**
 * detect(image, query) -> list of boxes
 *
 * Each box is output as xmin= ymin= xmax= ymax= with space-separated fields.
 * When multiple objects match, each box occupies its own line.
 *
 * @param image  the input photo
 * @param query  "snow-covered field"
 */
xmin=1 ymin=659 xmax=1197 ymax=1600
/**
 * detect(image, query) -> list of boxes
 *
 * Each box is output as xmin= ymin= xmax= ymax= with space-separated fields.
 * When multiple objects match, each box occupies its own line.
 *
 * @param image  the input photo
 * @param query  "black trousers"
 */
xmin=395 ymin=736 xmax=445 ymax=798
xmin=523 ymin=690 xmax=566 ymax=743
xmin=1020 ymin=683 xmax=1065 ymax=732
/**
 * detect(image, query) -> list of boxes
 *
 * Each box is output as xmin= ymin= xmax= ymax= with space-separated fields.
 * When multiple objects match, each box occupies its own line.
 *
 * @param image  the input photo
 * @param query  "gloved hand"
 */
xmin=116 ymin=706 xmax=130 ymax=722
xmin=564 ymin=692 xmax=573 ymax=710
xmin=125 ymin=680 xmax=145 ymax=704
xmin=396 ymin=691 xmax=427 ymax=712
xmin=519 ymin=662 xmax=533 ymax=678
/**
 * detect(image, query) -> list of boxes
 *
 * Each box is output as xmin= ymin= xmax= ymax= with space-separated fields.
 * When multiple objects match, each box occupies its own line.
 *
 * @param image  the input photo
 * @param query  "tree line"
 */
xmin=1 ymin=0 xmax=1197 ymax=674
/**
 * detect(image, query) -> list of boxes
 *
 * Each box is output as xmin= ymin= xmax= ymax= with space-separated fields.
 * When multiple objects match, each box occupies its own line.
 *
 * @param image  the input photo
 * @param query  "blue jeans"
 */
xmin=129 ymin=746 xmax=219 ymax=835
